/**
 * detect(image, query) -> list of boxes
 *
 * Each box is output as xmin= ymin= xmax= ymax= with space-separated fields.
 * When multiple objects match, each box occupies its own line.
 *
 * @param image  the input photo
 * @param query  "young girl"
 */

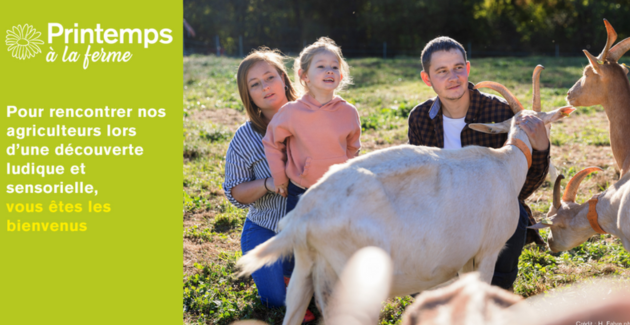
xmin=263 ymin=37 xmax=361 ymax=213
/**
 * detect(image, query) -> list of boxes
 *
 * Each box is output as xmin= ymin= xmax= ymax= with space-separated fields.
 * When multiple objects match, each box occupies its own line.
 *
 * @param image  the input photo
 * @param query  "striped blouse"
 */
xmin=223 ymin=121 xmax=287 ymax=233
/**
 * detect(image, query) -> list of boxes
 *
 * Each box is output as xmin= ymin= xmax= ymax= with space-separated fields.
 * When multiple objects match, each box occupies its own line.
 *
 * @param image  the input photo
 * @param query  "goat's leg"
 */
xmin=283 ymin=248 xmax=314 ymax=325
xmin=474 ymin=251 xmax=501 ymax=284
xmin=312 ymin=259 xmax=339 ymax=323
xmin=460 ymin=257 xmax=475 ymax=274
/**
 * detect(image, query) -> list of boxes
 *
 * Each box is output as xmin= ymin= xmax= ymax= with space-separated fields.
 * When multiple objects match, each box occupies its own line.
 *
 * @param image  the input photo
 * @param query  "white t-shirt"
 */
xmin=443 ymin=115 xmax=467 ymax=149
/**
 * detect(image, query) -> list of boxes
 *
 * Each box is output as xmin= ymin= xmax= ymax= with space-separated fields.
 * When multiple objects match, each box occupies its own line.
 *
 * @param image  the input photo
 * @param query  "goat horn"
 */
xmin=553 ymin=174 xmax=564 ymax=209
xmin=608 ymin=37 xmax=630 ymax=63
xmin=561 ymin=167 xmax=603 ymax=202
xmin=598 ymin=19 xmax=618 ymax=62
xmin=474 ymin=81 xmax=524 ymax=113
xmin=532 ymin=65 xmax=544 ymax=112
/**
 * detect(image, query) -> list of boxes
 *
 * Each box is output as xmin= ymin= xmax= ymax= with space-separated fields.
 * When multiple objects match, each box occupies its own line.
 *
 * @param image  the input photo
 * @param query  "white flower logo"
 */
xmin=6 ymin=24 xmax=44 ymax=60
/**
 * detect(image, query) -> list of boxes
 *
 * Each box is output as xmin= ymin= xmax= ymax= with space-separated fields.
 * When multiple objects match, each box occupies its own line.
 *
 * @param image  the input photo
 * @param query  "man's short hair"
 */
xmin=421 ymin=37 xmax=467 ymax=73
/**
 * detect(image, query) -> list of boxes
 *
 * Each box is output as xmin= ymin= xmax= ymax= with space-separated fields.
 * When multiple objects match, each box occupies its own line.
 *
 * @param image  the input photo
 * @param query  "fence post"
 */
xmin=239 ymin=35 xmax=243 ymax=57
xmin=383 ymin=42 xmax=387 ymax=59
xmin=468 ymin=42 xmax=472 ymax=59
xmin=555 ymin=44 xmax=559 ymax=58
xmin=215 ymin=35 xmax=220 ymax=56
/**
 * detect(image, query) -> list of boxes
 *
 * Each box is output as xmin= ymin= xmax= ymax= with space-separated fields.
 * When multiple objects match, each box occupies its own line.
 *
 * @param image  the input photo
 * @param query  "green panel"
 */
xmin=0 ymin=1 xmax=183 ymax=324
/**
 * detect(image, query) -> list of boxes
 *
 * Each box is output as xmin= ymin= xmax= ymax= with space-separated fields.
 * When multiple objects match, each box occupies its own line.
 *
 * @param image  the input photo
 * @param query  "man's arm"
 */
xmin=407 ymin=106 xmax=427 ymax=146
xmin=519 ymin=146 xmax=550 ymax=201
xmin=516 ymin=115 xmax=550 ymax=201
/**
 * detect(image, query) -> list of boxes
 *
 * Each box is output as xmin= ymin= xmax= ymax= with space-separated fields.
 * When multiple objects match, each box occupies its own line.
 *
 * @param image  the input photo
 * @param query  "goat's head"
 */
xmin=529 ymin=167 xmax=603 ymax=253
xmin=402 ymin=273 xmax=521 ymax=325
xmin=567 ymin=19 xmax=630 ymax=107
xmin=469 ymin=66 xmax=575 ymax=140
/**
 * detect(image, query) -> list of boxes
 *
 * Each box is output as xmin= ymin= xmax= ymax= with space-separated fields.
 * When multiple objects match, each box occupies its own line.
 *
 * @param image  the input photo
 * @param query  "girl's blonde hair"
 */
xmin=236 ymin=47 xmax=298 ymax=135
xmin=294 ymin=37 xmax=352 ymax=94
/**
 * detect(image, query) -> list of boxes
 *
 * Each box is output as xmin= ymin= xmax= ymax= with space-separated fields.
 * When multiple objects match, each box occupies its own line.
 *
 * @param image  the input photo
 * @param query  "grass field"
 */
xmin=182 ymin=55 xmax=630 ymax=324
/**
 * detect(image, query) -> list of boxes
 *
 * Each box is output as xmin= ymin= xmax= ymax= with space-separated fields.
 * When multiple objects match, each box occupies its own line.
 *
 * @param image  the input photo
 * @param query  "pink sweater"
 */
xmin=263 ymin=94 xmax=361 ymax=188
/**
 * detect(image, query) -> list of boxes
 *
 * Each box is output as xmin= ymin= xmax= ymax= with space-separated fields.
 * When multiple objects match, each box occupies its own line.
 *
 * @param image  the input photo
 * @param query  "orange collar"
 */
xmin=504 ymin=138 xmax=532 ymax=169
xmin=587 ymin=194 xmax=607 ymax=234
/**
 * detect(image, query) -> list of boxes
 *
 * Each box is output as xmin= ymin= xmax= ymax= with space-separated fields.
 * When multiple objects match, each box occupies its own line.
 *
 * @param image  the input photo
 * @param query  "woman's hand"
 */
xmin=275 ymin=183 xmax=288 ymax=198
xmin=231 ymin=177 xmax=280 ymax=205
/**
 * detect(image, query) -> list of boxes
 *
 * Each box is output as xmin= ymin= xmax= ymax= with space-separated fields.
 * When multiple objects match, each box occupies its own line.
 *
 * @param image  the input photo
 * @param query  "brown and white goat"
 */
xmin=530 ymin=167 xmax=630 ymax=252
xmin=566 ymin=19 xmax=630 ymax=176
xmin=237 ymin=76 xmax=574 ymax=325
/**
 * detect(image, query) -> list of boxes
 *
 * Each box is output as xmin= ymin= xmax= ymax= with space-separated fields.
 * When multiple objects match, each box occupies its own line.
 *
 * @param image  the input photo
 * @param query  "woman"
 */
xmin=222 ymin=48 xmax=315 ymax=322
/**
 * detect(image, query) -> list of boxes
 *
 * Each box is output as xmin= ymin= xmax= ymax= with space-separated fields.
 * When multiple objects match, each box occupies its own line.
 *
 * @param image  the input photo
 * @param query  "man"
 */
xmin=407 ymin=37 xmax=549 ymax=290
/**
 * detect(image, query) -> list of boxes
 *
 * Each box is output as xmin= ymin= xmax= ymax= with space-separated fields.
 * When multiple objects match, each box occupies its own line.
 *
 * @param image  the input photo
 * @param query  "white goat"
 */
xmin=237 ymin=79 xmax=574 ymax=325
xmin=530 ymin=167 xmax=630 ymax=252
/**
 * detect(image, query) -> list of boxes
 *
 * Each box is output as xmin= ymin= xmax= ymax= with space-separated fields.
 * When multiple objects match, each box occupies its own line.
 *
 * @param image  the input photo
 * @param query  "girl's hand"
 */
xmin=275 ymin=183 xmax=288 ymax=198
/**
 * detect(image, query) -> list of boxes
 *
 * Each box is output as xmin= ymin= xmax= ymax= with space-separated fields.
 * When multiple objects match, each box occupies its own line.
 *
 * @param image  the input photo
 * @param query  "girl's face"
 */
xmin=301 ymin=50 xmax=343 ymax=92
xmin=246 ymin=61 xmax=288 ymax=112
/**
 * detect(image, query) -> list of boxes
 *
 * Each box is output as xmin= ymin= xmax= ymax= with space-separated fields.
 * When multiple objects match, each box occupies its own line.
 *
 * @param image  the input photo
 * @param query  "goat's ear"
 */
xmin=540 ymin=106 xmax=576 ymax=124
xmin=584 ymin=50 xmax=603 ymax=73
xmin=468 ymin=120 xmax=511 ymax=134
xmin=528 ymin=222 xmax=552 ymax=230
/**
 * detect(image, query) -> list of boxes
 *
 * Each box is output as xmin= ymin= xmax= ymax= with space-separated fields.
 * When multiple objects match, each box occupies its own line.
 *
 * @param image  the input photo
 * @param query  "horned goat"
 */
xmin=237 ymin=74 xmax=574 ymax=325
xmin=530 ymin=167 xmax=630 ymax=252
xmin=566 ymin=18 xmax=630 ymax=177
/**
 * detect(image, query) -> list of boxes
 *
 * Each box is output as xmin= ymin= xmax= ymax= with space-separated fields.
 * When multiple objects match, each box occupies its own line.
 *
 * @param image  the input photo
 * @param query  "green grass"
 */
xmin=515 ymin=230 xmax=630 ymax=297
xmin=184 ymin=55 xmax=628 ymax=325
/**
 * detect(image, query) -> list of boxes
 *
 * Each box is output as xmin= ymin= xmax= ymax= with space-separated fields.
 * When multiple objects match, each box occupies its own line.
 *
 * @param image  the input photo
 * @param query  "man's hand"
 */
xmin=515 ymin=112 xmax=549 ymax=151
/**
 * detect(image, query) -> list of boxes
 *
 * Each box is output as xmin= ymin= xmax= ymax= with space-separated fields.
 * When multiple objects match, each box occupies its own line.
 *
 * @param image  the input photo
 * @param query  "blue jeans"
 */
xmin=241 ymin=218 xmax=295 ymax=307
xmin=491 ymin=201 xmax=529 ymax=290
xmin=286 ymin=181 xmax=307 ymax=214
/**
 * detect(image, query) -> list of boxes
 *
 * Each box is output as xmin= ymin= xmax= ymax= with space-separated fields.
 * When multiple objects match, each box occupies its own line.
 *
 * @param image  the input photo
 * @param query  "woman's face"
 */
xmin=246 ymin=61 xmax=288 ymax=112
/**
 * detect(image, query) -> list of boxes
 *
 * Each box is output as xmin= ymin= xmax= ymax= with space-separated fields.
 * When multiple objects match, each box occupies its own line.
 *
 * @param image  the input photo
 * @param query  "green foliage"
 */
xmin=184 ymin=191 xmax=212 ymax=212
xmin=213 ymin=199 xmax=247 ymax=232
xmin=379 ymin=296 xmax=414 ymax=325
xmin=184 ymin=225 xmax=220 ymax=243
xmin=183 ymin=56 xmax=241 ymax=113
xmin=185 ymin=0 xmax=630 ymax=61
xmin=183 ymin=253 xmax=262 ymax=325
xmin=580 ymin=126 xmax=610 ymax=146
xmin=184 ymin=120 xmax=233 ymax=160
xmin=360 ymin=102 xmax=414 ymax=131
xmin=514 ymin=230 xmax=630 ymax=297
xmin=551 ymin=124 xmax=610 ymax=147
